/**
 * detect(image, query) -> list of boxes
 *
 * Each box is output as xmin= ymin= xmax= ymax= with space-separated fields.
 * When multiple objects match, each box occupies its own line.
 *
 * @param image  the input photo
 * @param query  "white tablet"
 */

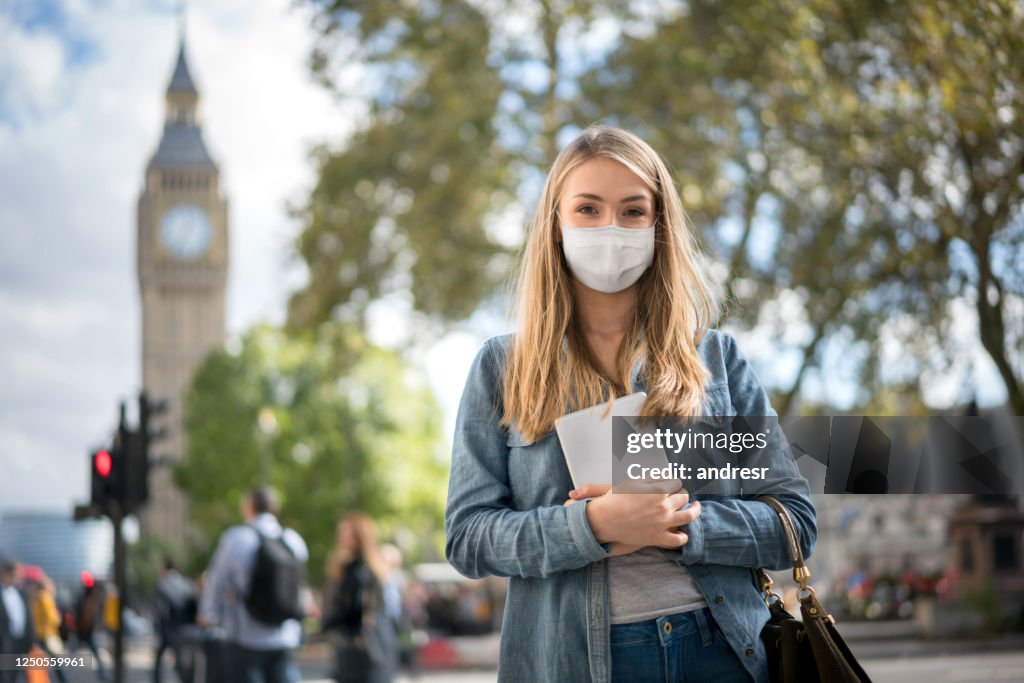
xmin=555 ymin=392 xmax=677 ymax=491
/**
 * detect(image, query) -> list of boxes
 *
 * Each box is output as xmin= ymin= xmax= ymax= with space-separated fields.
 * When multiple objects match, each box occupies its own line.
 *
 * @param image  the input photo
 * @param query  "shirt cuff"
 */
xmin=567 ymin=498 xmax=612 ymax=562
xmin=676 ymin=512 xmax=705 ymax=565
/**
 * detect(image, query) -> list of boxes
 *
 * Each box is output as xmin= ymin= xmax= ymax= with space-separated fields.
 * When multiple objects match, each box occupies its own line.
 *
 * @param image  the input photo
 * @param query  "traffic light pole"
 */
xmin=74 ymin=392 xmax=167 ymax=683
xmin=112 ymin=501 xmax=125 ymax=683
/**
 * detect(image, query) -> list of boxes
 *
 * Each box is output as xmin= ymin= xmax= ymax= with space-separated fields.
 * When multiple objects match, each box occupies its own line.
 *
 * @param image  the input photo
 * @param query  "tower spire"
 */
xmin=156 ymin=1 xmax=212 ymax=164
xmin=167 ymin=41 xmax=197 ymax=95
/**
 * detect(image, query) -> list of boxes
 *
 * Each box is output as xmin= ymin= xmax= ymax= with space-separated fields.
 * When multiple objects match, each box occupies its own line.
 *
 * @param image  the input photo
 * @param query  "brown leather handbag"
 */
xmin=756 ymin=496 xmax=873 ymax=683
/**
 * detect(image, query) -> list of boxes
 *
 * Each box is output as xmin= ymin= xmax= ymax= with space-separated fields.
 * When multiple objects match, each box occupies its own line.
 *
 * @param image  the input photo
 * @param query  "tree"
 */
xmin=290 ymin=0 xmax=512 ymax=332
xmin=296 ymin=0 xmax=1023 ymax=415
xmin=175 ymin=324 xmax=448 ymax=583
xmin=292 ymin=0 xmax=631 ymax=334
xmin=581 ymin=0 xmax=1024 ymax=414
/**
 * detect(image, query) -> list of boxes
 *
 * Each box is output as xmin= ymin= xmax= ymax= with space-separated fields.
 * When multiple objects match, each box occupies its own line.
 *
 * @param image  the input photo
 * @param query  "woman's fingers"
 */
xmin=581 ymin=484 xmax=698 ymax=546
xmin=668 ymin=499 xmax=702 ymax=526
xmin=665 ymin=491 xmax=691 ymax=510
xmin=569 ymin=483 xmax=613 ymax=500
xmin=655 ymin=530 xmax=688 ymax=549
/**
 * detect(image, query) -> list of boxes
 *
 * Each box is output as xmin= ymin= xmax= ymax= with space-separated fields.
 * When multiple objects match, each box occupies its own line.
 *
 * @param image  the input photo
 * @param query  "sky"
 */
xmin=0 ymin=0 xmax=505 ymax=513
xmin=0 ymin=0 xmax=1010 ymax=515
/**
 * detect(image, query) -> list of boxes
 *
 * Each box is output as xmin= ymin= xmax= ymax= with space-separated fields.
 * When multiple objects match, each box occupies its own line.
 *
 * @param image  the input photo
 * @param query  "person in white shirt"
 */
xmin=199 ymin=487 xmax=309 ymax=683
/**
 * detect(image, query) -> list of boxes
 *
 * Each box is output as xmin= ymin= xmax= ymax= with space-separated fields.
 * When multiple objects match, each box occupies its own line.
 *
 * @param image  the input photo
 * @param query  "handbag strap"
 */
xmin=757 ymin=500 xmax=856 ymax=671
xmin=754 ymin=495 xmax=812 ymax=600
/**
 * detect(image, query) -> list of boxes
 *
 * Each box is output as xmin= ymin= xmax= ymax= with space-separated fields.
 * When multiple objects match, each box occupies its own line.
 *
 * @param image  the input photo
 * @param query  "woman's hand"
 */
xmin=563 ymin=486 xmax=643 ymax=557
xmin=568 ymin=482 xmax=701 ymax=550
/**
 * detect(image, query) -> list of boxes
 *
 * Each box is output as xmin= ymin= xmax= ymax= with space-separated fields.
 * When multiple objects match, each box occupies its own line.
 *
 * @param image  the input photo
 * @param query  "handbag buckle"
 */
xmin=763 ymin=589 xmax=785 ymax=608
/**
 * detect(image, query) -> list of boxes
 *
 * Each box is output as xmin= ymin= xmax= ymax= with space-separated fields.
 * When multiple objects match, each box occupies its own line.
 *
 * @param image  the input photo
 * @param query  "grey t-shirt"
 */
xmin=608 ymin=547 xmax=708 ymax=624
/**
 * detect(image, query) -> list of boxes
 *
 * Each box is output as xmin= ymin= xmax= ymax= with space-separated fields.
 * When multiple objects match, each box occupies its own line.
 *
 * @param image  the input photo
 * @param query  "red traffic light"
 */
xmin=95 ymin=449 xmax=112 ymax=478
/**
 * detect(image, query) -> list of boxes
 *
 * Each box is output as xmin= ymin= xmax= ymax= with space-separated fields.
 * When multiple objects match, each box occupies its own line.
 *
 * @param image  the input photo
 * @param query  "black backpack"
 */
xmin=245 ymin=526 xmax=304 ymax=624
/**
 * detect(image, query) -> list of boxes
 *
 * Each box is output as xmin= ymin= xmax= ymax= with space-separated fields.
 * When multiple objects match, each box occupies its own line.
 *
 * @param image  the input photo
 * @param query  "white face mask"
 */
xmin=561 ymin=224 xmax=656 ymax=293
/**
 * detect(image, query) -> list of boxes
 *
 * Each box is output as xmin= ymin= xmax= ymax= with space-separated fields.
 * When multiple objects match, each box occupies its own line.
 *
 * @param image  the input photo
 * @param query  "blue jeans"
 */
xmin=611 ymin=607 xmax=751 ymax=683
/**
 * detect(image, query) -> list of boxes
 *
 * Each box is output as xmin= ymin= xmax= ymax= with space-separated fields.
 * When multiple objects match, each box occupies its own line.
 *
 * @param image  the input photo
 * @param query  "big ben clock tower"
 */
xmin=137 ymin=35 xmax=228 ymax=540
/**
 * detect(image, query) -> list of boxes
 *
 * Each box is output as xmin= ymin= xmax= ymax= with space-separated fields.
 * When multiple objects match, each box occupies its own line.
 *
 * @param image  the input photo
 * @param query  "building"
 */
xmin=0 ymin=511 xmax=113 ymax=594
xmin=948 ymin=495 xmax=1024 ymax=601
xmin=136 ymin=34 xmax=229 ymax=540
xmin=810 ymin=493 xmax=965 ymax=586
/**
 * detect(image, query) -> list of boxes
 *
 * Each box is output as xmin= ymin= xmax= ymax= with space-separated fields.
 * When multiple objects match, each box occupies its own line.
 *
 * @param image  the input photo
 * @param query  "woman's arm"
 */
xmin=671 ymin=332 xmax=817 ymax=570
xmin=445 ymin=340 xmax=611 ymax=580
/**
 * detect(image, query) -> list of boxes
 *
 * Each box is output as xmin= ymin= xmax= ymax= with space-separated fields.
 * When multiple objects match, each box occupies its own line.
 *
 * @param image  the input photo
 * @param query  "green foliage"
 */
xmin=965 ymin=579 xmax=1013 ymax=634
xmin=290 ymin=0 xmax=514 ymax=330
xmin=297 ymin=0 xmax=1024 ymax=416
xmin=176 ymin=324 xmax=447 ymax=583
xmin=583 ymin=0 xmax=1024 ymax=414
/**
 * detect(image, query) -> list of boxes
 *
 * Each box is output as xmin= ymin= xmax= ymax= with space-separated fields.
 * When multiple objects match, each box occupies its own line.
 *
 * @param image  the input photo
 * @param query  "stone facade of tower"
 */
xmin=136 ymin=38 xmax=228 ymax=540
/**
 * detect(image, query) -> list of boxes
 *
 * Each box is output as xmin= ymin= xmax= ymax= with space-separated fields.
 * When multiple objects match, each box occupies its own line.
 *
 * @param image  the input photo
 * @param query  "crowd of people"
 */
xmin=1 ymin=486 xmax=475 ymax=683
xmin=148 ymin=487 xmax=410 ymax=683
xmin=0 ymin=558 xmax=115 ymax=683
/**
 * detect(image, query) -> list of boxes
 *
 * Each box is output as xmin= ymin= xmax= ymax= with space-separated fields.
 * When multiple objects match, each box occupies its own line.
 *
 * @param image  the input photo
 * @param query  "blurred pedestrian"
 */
xmin=1 ymin=556 xmax=36 ymax=683
xmin=153 ymin=558 xmax=198 ymax=683
xmin=199 ymin=486 xmax=308 ymax=683
xmin=72 ymin=572 xmax=107 ymax=682
xmin=378 ymin=545 xmax=406 ymax=627
xmin=321 ymin=514 xmax=396 ymax=683
xmin=23 ymin=571 xmax=65 ymax=683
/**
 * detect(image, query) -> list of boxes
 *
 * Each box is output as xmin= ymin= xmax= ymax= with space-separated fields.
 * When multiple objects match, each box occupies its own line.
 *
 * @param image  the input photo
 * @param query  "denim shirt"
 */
xmin=445 ymin=329 xmax=817 ymax=683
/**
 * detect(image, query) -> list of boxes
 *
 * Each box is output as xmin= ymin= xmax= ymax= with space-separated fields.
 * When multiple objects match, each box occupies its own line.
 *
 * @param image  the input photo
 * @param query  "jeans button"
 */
xmin=746 ymin=647 xmax=755 ymax=657
xmin=663 ymin=622 xmax=672 ymax=635
xmin=715 ymin=595 xmax=724 ymax=604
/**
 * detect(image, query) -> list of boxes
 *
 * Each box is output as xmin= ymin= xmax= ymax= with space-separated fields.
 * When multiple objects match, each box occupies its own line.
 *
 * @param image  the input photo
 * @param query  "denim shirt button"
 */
xmin=745 ymin=647 xmax=755 ymax=656
xmin=715 ymin=595 xmax=724 ymax=604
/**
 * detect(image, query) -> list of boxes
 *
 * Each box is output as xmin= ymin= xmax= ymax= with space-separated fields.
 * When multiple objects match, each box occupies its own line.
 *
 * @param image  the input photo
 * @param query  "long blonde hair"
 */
xmin=502 ymin=125 xmax=716 ymax=442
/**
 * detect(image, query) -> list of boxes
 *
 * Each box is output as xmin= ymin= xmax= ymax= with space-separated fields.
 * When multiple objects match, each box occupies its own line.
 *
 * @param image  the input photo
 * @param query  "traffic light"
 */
xmin=90 ymin=447 xmax=124 ymax=508
xmin=121 ymin=429 xmax=147 ymax=513
xmin=139 ymin=392 xmax=169 ymax=454
xmin=80 ymin=393 xmax=169 ymax=518
xmin=121 ymin=393 xmax=169 ymax=513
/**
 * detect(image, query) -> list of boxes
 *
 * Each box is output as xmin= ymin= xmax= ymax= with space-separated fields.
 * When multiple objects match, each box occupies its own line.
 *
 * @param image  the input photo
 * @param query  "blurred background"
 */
xmin=1 ymin=0 xmax=1022 ymax=681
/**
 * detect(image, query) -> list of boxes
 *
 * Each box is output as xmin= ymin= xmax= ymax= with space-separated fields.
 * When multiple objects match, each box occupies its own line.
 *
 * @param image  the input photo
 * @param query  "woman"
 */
xmin=445 ymin=125 xmax=816 ymax=683
xmin=322 ymin=514 xmax=397 ymax=683
xmin=25 ymin=574 xmax=66 ymax=683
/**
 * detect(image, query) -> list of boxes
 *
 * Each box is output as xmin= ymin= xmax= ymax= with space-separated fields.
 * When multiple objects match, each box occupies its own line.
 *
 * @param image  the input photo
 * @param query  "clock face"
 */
xmin=160 ymin=204 xmax=212 ymax=260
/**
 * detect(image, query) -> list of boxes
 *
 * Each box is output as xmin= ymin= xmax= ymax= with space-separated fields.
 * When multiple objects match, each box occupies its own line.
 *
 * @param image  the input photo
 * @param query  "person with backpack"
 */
xmin=321 ymin=514 xmax=396 ymax=683
xmin=153 ymin=557 xmax=198 ymax=683
xmin=198 ymin=487 xmax=309 ymax=683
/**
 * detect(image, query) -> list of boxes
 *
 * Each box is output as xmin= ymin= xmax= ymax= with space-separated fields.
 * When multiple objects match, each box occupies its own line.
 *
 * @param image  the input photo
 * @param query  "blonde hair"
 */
xmin=502 ymin=125 xmax=716 ymax=442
